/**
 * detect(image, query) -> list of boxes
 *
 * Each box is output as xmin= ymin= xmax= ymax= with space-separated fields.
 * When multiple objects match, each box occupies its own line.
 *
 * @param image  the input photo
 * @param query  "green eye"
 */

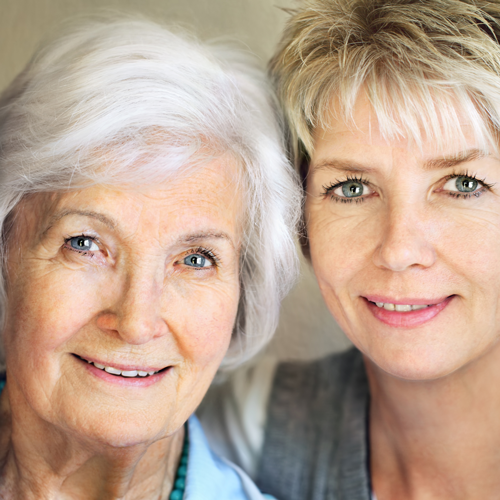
xmin=455 ymin=176 xmax=478 ymax=193
xmin=324 ymin=177 xmax=374 ymax=201
xmin=341 ymin=181 xmax=364 ymax=197
xmin=443 ymin=175 xmax=484 ymax=196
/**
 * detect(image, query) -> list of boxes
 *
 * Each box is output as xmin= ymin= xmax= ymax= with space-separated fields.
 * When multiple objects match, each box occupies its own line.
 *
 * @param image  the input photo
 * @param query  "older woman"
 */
xmin=0 ymin=16 xmax=299 ymax=499
xmin=201 ymin=0 xmax=500 ymax=499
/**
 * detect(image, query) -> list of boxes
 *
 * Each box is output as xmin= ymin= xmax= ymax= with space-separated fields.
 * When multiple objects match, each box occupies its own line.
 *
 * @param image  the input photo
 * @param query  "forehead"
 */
xmin=312 ymin=92 xmax=494 ymax=162
xmin=26 ymin=158 xmax=244 ymax=242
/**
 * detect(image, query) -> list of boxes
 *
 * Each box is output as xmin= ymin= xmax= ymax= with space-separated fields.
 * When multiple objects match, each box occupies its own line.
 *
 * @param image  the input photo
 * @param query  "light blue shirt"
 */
xmin=186 ymin=415 xmax=276 ymax=500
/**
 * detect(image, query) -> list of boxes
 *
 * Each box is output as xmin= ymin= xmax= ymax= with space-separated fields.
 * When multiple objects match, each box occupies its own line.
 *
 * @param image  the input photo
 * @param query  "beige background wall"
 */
xmin=0 ymin=0 xmax=351 ymax=361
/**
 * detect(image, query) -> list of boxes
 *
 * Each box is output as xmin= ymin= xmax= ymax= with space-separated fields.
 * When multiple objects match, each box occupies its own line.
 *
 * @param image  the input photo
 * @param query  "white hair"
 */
xmin=0 ymin=16 xmax=301 ymax=370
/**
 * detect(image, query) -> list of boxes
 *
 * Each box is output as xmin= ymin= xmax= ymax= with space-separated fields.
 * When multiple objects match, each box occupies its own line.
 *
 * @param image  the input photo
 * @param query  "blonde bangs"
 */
xmin=271 ymin=0 xmax=500 ymax=163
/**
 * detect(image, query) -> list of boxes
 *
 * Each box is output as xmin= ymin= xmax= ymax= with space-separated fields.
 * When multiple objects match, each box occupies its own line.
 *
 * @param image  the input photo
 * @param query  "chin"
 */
xmin=88 ymin=420 xmax=169 ymax=448
xmin=363 ymin=343 xmax=469 ymax=382
xmin=61 ymin=405 xmax=176 ymax=448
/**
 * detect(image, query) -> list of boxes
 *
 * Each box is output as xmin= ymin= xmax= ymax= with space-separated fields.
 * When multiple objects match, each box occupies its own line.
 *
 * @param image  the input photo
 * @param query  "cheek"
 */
xmin=436 ymin=209 xmax=500 ymax=292
xmin=4 ymin=265 xmax=109 ymax=363
xmin=307 ymin=203 xmax=378 ymax=290
xmin=163 ymin=280 xmax=240 ymax=368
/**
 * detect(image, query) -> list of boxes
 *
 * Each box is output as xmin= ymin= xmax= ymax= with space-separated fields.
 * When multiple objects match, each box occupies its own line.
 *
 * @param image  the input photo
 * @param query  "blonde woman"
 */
xmin=201 ymin=1 xmax=500 ymax=499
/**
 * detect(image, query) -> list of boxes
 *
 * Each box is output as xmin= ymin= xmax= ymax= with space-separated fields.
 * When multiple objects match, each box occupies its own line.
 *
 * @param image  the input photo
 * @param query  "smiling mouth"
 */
xmin=363 ymin=295 xmax=454 ymax=328
xmin=365 ymin=296 xmax=453 ymax=312
xmin=372 ymin=302 xmax=430 ymax=312
xmin=73 ymin=354 xmax=169 ymax=379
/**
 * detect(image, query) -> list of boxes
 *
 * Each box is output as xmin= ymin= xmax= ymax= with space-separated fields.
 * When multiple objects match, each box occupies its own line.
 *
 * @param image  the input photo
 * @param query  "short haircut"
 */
xmin=270 ymin=0 xmax=500 ymax=167
xmin=0 ymin=16 xmax=301 ymax=371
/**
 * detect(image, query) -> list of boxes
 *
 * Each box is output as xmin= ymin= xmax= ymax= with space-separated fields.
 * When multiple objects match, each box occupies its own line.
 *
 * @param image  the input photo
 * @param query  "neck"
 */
xmin=367 ymin=342 xmax=500 ymax=500
xmin=0 ymin=383 xmax=184 ymax=500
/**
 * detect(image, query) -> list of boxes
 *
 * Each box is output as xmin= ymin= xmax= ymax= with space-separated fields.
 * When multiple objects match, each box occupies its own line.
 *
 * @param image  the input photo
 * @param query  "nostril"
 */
xmin=96 ymin=282 xmax=169 ymax=343
xmin=373 ymin=229 xmax=436 ymax=271
xmin=116 ymin=315 xmax=169 ymax=344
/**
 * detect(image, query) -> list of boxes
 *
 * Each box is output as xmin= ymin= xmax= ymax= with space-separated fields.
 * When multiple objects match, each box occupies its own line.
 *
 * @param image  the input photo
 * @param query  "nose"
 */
xmin=97 ymin=271 xmax=169 ymax=345
xmin=372 ymin=204 xmax=436 ymax=272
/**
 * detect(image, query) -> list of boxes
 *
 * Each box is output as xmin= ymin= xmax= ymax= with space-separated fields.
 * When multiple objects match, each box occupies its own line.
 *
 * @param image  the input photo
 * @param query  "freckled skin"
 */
xmin=0 ymin=158 xmax=243 ymax=499
xmin=306 ymin=94 xmax=500 ymax=499
xmin=307 ymin=96 xmax=500 ymax=380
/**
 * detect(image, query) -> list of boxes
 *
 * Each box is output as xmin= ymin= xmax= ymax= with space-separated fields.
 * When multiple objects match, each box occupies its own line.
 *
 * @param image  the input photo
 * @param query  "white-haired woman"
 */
xmin=201 ymin=1 xmax=500 ymax=499
xmin=0 ymin=16 xmax=299 ymax=499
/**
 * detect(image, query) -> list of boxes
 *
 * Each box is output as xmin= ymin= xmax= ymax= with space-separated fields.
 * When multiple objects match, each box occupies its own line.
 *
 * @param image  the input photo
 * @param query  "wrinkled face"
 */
xmin=306 ymin=94 xmax=500 ymax=380
xmin=3 ymin=158 xmax=242 ymax=447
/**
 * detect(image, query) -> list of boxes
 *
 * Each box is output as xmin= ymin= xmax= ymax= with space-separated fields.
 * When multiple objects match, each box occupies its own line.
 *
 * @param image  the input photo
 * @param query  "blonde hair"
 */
xmin=270 ymin=0 xmax=500 ymax=165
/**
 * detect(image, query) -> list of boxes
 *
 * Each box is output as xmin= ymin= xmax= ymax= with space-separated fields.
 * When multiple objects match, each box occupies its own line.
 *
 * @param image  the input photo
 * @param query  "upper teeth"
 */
xmin=375 ymin=302 xmax=428 ymax=312
xmin=89 ymin=361 xmax=157 ymax=377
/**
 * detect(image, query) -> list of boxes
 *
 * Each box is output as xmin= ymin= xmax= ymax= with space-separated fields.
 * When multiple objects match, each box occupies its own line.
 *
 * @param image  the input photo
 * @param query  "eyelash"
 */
xmin=321 ymin=175 xmax=372 ymax=204
xmin=63 ymin=234 xmax=100 ymax=257
xmin=321 ymin=171 xmax=494 ymax=203
xmin=442 ymin=170 xmax=493 ymax=199
xmin=63 ymin=237 xmax=221 ymax=268
xmin=184 ymin=247 xmax=220 ymax=268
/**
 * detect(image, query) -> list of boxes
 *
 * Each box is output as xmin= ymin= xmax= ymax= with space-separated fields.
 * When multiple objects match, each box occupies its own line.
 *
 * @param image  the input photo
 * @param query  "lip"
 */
xmin=364 ymin=295 xmax=447 ymax=306
xmin=75 ymin=354 xmax=166 ymax=373
xmin=73 ymin=354 xmax=172 ymax=387
xmin=363 ymin=295 xmax=454 ymax=328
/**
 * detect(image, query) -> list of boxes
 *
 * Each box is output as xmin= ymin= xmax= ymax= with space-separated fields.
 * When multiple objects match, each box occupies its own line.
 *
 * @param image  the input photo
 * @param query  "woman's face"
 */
xmin=3 ymin=158 xmax=242 ymax=447
xmin=306 ymin=94 xmax=500 ymax=380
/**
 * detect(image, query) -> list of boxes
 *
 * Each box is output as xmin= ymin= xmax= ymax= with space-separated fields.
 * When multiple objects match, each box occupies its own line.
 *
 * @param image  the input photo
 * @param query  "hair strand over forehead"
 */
xmin=270 ymin=0 xmax=500 ymax=165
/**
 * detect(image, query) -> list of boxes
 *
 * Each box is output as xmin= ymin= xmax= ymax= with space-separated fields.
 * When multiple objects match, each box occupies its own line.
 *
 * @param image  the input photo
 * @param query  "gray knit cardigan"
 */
xmin=256 ymin=348 xmax=371 ymax=500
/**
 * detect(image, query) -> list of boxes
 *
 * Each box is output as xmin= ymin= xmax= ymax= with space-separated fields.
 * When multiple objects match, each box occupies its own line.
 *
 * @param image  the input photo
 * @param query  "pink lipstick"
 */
xmin=364 ymin=295 xmax=454 ymax=328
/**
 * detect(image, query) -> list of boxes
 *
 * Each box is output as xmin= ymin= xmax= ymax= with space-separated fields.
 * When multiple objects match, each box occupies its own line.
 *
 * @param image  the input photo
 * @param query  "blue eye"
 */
xmin=68 ymin=237 xmax=99 ymax=252
xmin=340 ymin=181 xmax=364 ymax=198
xmin=325 ymin=178 xmax=374 ymax=200
xmin=456 ymin=176 xmax=478 ymax=193
xmin=443 ymin=175 xmax=482 ymax=195
xmin=184 ymin=254 xmax=212 ymax=268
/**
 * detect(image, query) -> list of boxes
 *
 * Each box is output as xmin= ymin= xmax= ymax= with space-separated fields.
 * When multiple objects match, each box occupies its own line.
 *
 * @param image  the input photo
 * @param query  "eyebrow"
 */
xmin=176 ymin=232 xmax=235 ymax=249
xmin=310 ymin=159 xmax=376 ymax=175
xmin=422 ymin=148 xmax=488 ymax=171
xmin=46 ymin=210 xmax=117 ymax=233
xmin=44 ymin=210 xmax=234 ymax=247
xmin=311 ymin=149 xmax=489 ymax=175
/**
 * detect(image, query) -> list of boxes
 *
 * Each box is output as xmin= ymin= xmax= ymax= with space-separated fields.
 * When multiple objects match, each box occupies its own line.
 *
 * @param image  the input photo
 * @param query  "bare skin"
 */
xmin=0 ymin=391 xmax=184 ymax=498
xmin=367 ymin=347 xmax=500 ymax=500
xmin=0 ymin=157 xmax=242 ymax=499
xmin=306 ymin=92 xmax=500 ymax=499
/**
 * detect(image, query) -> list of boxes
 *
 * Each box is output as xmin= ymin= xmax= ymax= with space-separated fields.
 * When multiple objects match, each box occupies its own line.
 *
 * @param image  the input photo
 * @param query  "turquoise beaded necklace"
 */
xmin=169 ymin=427 xmax=189 ymax=500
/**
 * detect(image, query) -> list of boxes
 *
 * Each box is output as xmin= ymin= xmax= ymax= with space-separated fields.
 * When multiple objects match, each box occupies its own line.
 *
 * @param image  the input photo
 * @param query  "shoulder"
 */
xmin=264 ymin=347 xmax=367 ymax=437
xmin=185 ymin=415 xmax=276 ymax=500
xmin=257 ymin=348 xmax=370 ymax=500
xmin=277 ymin=346 xmax=364 ymax=375
xmin=270 ymin=347 xmax=366 ymax=409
